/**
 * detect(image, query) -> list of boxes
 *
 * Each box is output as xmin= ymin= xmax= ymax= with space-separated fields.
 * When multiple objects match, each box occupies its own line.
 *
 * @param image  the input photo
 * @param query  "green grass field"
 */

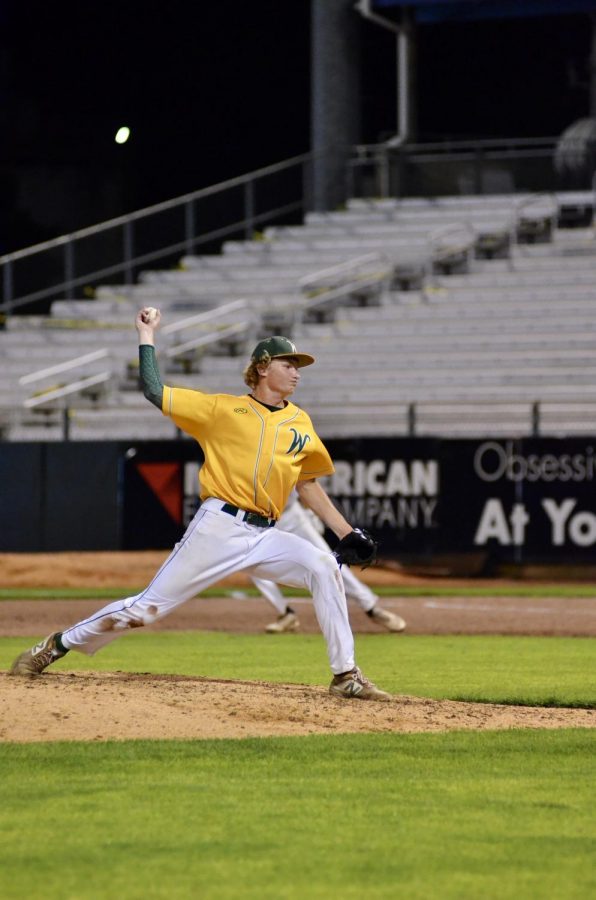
xmin=3 ymin=581 xmax=596 ymax=600
xmin=1 ymin=628 xmax=595 ymax=898
xmin=1 ymin=730 xmax=594 ymax=900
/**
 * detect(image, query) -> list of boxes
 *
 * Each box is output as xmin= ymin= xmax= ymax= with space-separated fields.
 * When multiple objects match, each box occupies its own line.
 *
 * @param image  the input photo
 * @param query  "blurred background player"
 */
xmin=251 ymin=492 xmax=406 ymax=634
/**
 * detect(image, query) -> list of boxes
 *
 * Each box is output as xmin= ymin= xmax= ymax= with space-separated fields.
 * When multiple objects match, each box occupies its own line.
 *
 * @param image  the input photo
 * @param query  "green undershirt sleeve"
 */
xmin=139 ymin=344 xmax=164 ymax=410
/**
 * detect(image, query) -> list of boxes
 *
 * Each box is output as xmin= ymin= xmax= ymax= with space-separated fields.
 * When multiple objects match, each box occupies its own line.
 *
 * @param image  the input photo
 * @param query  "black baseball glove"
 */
xmin=333 ymin=528 xmax=378 ymax=569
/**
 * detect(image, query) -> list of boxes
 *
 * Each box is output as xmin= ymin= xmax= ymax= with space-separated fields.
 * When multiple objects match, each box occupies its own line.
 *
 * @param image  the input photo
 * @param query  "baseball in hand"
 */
xmin=141 ymin=306 xmax=160 ymax=325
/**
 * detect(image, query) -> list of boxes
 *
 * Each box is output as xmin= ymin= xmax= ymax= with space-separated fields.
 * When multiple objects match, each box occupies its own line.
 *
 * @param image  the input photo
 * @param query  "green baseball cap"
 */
xmin=250 ymin=335 xmax=315 ymax=367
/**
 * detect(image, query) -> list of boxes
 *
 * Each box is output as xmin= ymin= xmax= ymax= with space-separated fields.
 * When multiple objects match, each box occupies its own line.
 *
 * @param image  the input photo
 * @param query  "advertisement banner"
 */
xmin=320 ymin=437 xmax=596 ymax=563
xmin=5 ymin=435 xmax=593 ymax=559
xmin=121 ymin=436 xmax=596 ymax=561
xmin=321 ymin=438 xmax=441 ymax=559
xmin=448 ymin=437 xmax=596 ymax=562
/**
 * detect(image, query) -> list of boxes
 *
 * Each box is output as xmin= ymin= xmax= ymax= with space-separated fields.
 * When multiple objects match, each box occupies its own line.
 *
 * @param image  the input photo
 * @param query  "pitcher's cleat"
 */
xmin=265 ymin=610 xmax=300 ymax=633
xmin=329 ymin=667 xmax=392 ymax=701
xmin=368 ymin=605 xmax=406 ymax=633
xmin=10 ymin=633 xmax=66 ymax=677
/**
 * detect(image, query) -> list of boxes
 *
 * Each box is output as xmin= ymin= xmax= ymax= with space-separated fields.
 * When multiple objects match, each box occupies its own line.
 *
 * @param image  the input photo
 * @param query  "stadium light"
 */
xmin=115 ymin=126 xmax=131 ymax=145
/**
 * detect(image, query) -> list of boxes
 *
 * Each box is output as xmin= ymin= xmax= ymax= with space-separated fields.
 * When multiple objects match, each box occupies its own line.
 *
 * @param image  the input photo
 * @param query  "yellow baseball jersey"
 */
xmin=162 ymin=386 xmax=334 ymax=518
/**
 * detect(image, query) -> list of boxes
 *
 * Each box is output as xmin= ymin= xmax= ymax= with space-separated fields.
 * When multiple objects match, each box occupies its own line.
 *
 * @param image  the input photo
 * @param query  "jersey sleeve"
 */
xmin=162 ymin=385 xmax=217 ymax=437
xmin=297 ymin=430 xmax=335 ymax=479
xmin=139 ymin=345 xmax=163 ymax=409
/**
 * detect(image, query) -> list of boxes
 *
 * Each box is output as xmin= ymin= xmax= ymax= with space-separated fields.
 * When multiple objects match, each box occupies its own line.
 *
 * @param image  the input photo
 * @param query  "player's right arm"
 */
xmin=136 ymin=307 xmax=163 ymax=409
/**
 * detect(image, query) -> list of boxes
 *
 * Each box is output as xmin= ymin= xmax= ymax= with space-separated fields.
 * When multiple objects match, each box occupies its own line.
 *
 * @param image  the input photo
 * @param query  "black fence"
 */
xmin=3 ymin=437 xmax=596 ymax=570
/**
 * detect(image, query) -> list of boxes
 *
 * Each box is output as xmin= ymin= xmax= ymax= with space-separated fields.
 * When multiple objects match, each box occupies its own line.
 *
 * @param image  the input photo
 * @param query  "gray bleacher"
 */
xmin=1 ymin=190 xmax=596 ymax=440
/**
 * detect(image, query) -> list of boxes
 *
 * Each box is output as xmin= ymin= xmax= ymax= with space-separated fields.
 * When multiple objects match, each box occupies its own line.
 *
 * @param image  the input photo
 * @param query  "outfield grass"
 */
xmin=3 ymin=582 xmax=596 ymax=600
xmin=0 ymin=730 xmax=594 ymax=900
xmin=1 ymin=632 xmax=595 ymax=708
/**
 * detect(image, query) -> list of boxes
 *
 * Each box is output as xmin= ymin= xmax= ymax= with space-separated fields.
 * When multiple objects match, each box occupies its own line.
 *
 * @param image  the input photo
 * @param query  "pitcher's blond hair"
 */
xmin=243 ymin=353 xmax=270 ymax=389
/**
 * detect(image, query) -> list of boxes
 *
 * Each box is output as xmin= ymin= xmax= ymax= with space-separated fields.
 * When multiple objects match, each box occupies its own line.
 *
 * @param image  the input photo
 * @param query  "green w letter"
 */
xmin=287 ymin=428 xmax=311 ymax=456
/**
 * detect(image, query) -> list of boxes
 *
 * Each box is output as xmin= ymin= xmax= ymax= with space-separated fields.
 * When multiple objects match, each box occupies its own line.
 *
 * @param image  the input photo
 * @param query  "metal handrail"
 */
xmin=164 ymin=322 xmax=250 ymax=359
xmin=354 ymin=136 xmax=559 ymax=157
xmin=430 ymin=222 xmax=475 ymax=247
xmin=161 ymin=299 xmax=248 ymax=336
xmin=1 ymin=203 xmax=307 ymax=313
xmin=405 ymin=399 xmax=586 ymax=438
xmin=515 ymin=192 xmax=558 ymax=218
xmin=19 ymin=349 xmax=111 ymax=385
xmin=1 ymin=138 xmax=576 ymax=315
xmin=299 ymin=253 xmax=386 ymax=290
xmin=1 ymin=154 xmax=312 ymax=265
xmin=17 ymin=301 xmax=252 ymax=424
xmin=1 ymin=151 xmax=321 ymax=314
xmin=301 ymin=275 xmax=389 ymax=312
xmin=24 ymin=372 xmax=112 ymax=409
xmin=428 ymin=223 xmax=476 ymax=270
xmin=348 ymin=136 xmax=561 ymax=199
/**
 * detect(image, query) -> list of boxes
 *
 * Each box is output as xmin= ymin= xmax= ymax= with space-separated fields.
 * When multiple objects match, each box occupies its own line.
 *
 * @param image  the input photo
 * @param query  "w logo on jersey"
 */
xmin=287 ymin=428 xmax=311 ymax=457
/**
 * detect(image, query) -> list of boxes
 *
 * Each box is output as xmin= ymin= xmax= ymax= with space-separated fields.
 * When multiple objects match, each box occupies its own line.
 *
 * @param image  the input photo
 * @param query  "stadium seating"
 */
xmin=1 ymin=190 xmax=595 ymax=440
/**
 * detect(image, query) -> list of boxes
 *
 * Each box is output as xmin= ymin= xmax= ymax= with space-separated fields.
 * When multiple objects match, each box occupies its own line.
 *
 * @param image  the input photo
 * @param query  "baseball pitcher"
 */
xmin=10 ymin=307 xmax=391 ymax=701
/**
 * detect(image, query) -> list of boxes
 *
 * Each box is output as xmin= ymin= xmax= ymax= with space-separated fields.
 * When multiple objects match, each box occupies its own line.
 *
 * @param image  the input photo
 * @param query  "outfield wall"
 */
xmin=2 ymin=437 xmax=596 ymax=566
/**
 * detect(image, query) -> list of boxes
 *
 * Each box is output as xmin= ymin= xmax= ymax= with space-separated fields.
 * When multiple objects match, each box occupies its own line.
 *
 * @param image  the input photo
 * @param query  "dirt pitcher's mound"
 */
xmin=1 ymin=672 xmax=594 ymax=743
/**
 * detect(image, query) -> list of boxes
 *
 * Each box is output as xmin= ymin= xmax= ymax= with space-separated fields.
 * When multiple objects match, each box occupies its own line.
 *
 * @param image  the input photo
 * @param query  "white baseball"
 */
xmin=142 ymin=306 xmax=159 ymax=324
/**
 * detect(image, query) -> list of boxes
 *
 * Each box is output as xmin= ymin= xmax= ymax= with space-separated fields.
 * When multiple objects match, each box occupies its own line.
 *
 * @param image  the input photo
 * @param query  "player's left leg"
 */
xmin=341 ymin=565 xmax=377 ymax=611
xmin=247 ymin=530 xmax=354 ymax=674
xmin=245 ymin=530 xmax=389 ymax=699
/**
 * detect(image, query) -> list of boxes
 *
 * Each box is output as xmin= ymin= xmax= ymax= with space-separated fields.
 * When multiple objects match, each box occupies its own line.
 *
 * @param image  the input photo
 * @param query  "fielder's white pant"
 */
xmin=60 ymin=498 xmax=355 ymax=674
xmin=252 ymin=497 xmax=377 ymax=615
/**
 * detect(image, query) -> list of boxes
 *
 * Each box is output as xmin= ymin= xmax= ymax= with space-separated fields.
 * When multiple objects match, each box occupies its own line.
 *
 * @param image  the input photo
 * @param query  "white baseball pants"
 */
xmin=60 ymin=498 xmax=355 ymax=674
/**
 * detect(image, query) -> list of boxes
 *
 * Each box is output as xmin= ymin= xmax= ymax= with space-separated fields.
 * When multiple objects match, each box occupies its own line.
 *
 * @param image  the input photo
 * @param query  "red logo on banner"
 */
xmin=137 ymin=462 xmax=182 ymax=523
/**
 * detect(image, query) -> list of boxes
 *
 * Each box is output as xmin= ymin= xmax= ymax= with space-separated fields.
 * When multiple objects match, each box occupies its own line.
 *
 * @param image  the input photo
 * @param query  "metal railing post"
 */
xmin=63 ymin=406 xmax=70 ymax=441
xmin=64 ymin=240 xmax=75 ymax=300
xmin=345 ymin=160 xmax=354 ymax=203
xmin=378 ymin=148 xmax=390 ymax=198
xmin=474 ymin=148 xmax=484 ymax=194
xmin=184 ymin=200 xmax=196 ymax=255
xmin=532 ymin=401 xmax=540 ymax=437
xmin=302 ymin=158 xmax=314 ymax=214
xmin=244 ymin=179 xmax=255 ymax=240
xmin=408 ymin=402 xmax=416 ymax=436
xmin=394 ymin=146 xmax=405 ymax=198
xmin=2 ymin=260 xmax=13 ymax=310
xmin=123 ymin=220 xmax=134 ymax=285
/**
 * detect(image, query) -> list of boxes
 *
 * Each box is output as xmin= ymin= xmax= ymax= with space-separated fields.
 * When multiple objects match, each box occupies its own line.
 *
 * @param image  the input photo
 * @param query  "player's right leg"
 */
xmin=10 ymin=632 xmax=68 ymax=677
xmin=251 ymin=575 xmax=301 ymax=633
xmin=10 ymin=504 xmax=264 ymax=676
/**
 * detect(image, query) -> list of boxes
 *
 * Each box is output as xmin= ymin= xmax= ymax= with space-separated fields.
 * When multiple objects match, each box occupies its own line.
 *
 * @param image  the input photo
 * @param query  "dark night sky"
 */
xmin=0 ymin=2 xmax=592 ymax=250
